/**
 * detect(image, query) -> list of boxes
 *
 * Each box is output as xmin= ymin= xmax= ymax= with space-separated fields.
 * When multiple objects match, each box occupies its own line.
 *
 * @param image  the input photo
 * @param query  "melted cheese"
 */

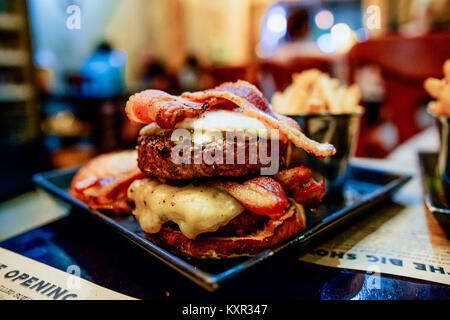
xmin=139 ymin=110 xmax=277 ymax=144
xmin=177 ymin=110 xmax=268 ymax=132
xmin=128 ymin=179 xmax=244 ymax=239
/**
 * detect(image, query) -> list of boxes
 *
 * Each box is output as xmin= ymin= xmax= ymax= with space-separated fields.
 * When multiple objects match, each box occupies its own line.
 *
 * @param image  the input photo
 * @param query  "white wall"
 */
xmin=28 ymin=0 xmax=121 ymax=94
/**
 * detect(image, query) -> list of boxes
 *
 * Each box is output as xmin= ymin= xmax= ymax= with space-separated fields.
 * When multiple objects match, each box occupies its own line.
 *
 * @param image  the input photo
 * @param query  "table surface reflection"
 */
xmin=1 ymin=210 xmax=448 ymax=300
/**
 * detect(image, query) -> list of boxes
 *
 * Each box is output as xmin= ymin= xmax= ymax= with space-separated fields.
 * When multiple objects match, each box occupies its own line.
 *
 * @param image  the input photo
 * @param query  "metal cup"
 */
xmin=287 ymin=113 xmax=363 ymax=196
xmin=432 ymin=113 xmax=450 ymax=184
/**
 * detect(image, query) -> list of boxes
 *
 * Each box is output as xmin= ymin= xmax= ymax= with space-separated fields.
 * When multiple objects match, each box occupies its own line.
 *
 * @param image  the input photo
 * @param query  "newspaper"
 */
xmin=0 ymin=248 xmax=135 ymax=300
xmin=300 ymin=176 xmax=450 ymax=286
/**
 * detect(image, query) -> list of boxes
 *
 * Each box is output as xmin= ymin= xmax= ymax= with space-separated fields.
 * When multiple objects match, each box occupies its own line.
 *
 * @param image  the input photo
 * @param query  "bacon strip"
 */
xmin=182 ymin=81 xmax=336 ymax=158
xmin=274 ymin=166 xmax=325 ymax=209
xmin=69 ymin=151 xmax=144 ymax=214
xmin=274 ymin=166 xmax=313 ymax=191
xmin=125 ymin=80 xmax=335 ymax=158
xmin=293 ymin=181 xmax=325 ymax=209
xmin=216 ymin=167 xmax=325 ymax=217
xmin=125 ymin=90 xmax=208 ymax=129
xmin=216 ymin=177 xmax=289 ymax=218
xmin=185 ymin=80 xmax=272 ymax=113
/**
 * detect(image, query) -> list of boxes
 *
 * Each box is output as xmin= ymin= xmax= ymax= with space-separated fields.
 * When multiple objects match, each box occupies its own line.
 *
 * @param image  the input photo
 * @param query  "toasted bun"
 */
xmin=146 ymin=200 xmax=306 ymax=259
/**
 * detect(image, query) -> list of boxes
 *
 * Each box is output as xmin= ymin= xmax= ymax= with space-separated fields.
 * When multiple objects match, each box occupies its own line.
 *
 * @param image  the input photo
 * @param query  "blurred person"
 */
xmin=286 ymin=7 xmax=310 ymax=41
xmin=78 ymin=42 xmax=126 ymax=99
xmin=178 ymin=55 xmax=201 ymax=92
xmin=428 ymin=0 xmax=450 ymax=30
xmin=53 ymin=42 xmax=128 ymax=161
xmin=121 ymin=49 xmax=178 ymax=148
xmin=270 ymin=7 xmax=324 ymax=61
xmin=399 ymin=0 xmax=450 ymax=37
xmin=177 ymin=55 xmax=217 ymax=92
xmin=141 ymin=47 xmax=176 ymax=93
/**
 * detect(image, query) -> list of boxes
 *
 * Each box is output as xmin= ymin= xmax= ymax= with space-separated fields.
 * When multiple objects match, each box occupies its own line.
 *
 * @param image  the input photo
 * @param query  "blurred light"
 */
xmin=330 ymin=23 xmax=356 ymax=53
xmin=259 ymin=5 xmax=287 ymax=54
xmin=266 ymin=12 xmax=287 ymax=34
xmin=34 ymin=49 xmax=57 ymax=68
xmin=109 ymin=50 xmax=127 ymax=67
xmin=331 ymin=23 xmax=352 ymax=46
xmin=355 ymin=28 xmax=370 ymax=42
xmin=316 ymin=33 xmax=337 ymax=54
xmin=315 ymin=10 xmax=334 ymax=30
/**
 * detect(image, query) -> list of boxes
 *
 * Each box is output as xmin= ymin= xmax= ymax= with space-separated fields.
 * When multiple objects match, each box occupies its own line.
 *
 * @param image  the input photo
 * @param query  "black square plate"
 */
xmin=418 ymin=152 xmax=450 ymax=235
xmin=32 ymin=165 xmax=410 ymax=291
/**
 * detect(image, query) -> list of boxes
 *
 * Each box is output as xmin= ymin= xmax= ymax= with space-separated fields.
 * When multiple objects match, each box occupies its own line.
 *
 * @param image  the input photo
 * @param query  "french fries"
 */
xmin=424 ymin=60 xmax=450 ymax=117
xmin=272 ymin=69 xmax=363 ymax=115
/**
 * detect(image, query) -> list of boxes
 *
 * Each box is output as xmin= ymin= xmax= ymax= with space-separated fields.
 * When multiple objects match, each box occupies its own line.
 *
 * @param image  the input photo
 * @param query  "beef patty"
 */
xmin=137 ymin=132 xmax=287 ymax=180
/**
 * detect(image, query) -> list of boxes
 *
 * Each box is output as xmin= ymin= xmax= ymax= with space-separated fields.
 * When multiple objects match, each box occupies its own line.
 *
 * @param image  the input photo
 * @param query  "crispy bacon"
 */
xmin=182 ymin=81 xmax=336 ymax=158
xmin=125 ymin=90 xmax=208 ymax=129
xmin=274 ymin=166 xmax=325 ymax=209
xmin=183 ymin=81 xmax=272 ymax=113
xmin=293 ymin=180 xmax=325 ymax=209
xmin=69 ymin=151 xmax=144 ymax=214
xmin=216 ymin=168 xmax=325 ymax=216
xmin=125 ymin=81 xmax=336 ymax=158
xmin=274 ymin=166 xmax=313 ymax=191
xmin=216 ymin=177 xmax=289 ymax=218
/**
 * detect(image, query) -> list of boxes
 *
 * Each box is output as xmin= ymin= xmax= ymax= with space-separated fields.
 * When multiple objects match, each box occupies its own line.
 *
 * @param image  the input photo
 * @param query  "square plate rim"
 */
xmin=32 ymin=165 xmax=411 ymax=291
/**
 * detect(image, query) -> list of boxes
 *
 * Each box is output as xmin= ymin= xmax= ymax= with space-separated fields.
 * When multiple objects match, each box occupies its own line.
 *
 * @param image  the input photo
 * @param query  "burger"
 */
xmin=70 ymin=80 xmax=335 ymax=259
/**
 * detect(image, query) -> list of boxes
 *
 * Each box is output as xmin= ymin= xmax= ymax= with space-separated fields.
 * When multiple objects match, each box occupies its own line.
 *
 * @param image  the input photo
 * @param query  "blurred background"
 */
xmin=0 ymin=0 xmax=449 ymax=201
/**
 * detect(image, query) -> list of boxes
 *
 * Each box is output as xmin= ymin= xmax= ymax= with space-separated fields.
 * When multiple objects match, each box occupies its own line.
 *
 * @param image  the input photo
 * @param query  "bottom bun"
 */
xmin=146 ymin=200 xmax=306 ymax=259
